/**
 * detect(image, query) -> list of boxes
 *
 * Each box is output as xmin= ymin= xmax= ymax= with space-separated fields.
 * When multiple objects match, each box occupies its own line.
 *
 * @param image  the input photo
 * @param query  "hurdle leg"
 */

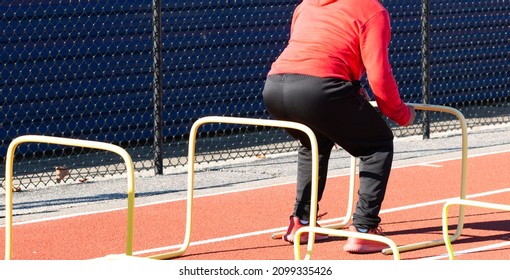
xmin=4 ymin=135 xmax=136 ymax=260
xmin=442 ymin=198 xmax=510 ymax=260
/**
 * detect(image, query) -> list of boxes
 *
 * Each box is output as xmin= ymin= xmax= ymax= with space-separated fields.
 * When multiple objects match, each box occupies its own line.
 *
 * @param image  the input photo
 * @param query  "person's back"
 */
xmin=269 ymin=0 xmax=410 ymax=126
xmin=270 ymin=0 xmax=386 ymax=81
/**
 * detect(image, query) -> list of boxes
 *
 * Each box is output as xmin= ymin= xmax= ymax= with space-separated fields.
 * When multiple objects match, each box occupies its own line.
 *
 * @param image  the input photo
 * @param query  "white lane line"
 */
xmin=421 ymin=241 xmax=510 ymax=260
xmin=416 ymin=163 xmax=443 ymax=167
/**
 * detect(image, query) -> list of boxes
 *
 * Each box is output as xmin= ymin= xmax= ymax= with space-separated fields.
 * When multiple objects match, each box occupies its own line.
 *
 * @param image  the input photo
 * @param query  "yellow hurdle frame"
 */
xmin=442 ymin=199 xmax=510 ymax=260
xmin=380 ymin=103 xmax=469 ymax=255
xmin=4 ymin=135 xmax=136 ymax=260
xmin=147 ymin=116 xmax=325 ymax=259
xmin=292 ymin=103 xmax=469 ymax=259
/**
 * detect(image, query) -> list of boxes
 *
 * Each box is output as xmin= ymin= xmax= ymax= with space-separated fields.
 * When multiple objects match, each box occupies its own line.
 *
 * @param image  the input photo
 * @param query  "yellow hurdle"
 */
xmin=442 ymin=198 xmax=510 ymax=260
xmin=4 ymin=135 xmax=136 ymax=260
xmin=147 ymin=116 xmax=324 ymax=259
xmin=378 ymin=103 xmax=469 ymax=255
xmin=288 ymin=102 xmax=468 ymax=259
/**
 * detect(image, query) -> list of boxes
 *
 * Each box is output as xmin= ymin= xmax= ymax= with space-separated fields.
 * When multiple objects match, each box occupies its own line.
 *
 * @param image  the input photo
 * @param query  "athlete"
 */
xmin=262 ymin=0 xmax=416 ymax=253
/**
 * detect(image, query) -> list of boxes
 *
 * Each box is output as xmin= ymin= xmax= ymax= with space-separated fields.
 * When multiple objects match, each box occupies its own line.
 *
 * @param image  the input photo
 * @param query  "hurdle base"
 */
xmin=382 ymin=238 xmax=446 ymax=255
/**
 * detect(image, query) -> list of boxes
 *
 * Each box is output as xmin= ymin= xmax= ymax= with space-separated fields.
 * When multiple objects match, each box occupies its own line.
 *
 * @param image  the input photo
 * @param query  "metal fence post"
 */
xmin=152 ymin=0 xmax=164 ymax=174
xmin=421 ymin=0 xmax=431 ymax=139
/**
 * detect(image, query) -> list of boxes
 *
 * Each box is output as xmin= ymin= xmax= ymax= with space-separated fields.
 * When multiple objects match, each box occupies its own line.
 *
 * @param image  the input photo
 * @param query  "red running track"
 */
xmin=1 ymin=150 xmax=510 ymax=260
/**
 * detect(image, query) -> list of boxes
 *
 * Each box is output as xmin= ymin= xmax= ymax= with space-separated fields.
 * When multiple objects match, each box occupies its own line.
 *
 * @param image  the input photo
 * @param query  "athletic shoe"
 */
xmin=282 ymin=214 xmax=329 ymax=243
xmin=343 ymin=225 xmax=388 ymax=254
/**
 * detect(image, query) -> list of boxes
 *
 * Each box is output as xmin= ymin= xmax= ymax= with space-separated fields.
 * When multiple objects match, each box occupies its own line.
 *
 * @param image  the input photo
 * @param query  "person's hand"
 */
xmin=402 ymin=104 xmax=416 ymax=127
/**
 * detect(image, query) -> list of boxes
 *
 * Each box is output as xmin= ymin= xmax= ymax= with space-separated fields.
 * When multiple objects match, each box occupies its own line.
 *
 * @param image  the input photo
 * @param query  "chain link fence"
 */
xmin=1 ymin=0 xmax=509 ymax=191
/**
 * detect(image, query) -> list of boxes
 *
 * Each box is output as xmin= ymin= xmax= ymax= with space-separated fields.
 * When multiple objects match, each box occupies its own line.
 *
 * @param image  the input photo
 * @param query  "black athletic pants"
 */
xmin=262 ymin=73 xmax=394 ymax=229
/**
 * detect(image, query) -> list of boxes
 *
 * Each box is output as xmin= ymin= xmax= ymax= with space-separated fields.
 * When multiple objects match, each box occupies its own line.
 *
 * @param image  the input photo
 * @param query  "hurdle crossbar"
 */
xmin=4 ymin=135 xmax=136 ymax=260
xmin=442 ymin=198 xmax=510 ymax=260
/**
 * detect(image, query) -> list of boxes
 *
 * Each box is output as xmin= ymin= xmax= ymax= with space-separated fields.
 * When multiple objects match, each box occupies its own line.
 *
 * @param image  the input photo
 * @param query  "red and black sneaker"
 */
xmin=282 ymin=214 xmax=329 ymax=243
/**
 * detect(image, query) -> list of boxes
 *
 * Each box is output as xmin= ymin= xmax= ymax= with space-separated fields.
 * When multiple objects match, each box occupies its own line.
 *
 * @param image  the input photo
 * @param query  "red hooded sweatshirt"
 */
xmin=268 ymin=0 xmax=411 ymax=126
